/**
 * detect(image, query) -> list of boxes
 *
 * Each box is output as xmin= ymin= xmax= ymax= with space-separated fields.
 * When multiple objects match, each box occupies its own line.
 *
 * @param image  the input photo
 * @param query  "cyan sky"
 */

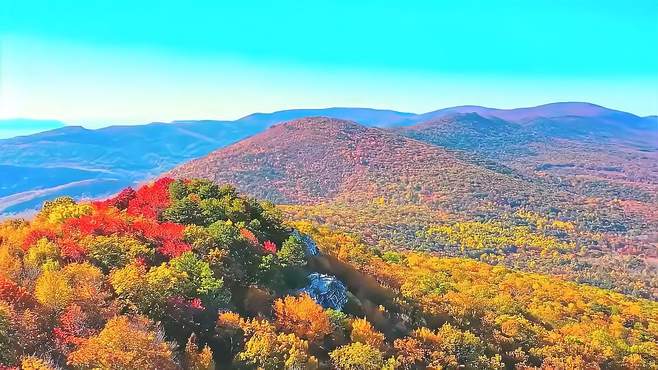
xmin=1 ymin=0 xmax=657 ymax=125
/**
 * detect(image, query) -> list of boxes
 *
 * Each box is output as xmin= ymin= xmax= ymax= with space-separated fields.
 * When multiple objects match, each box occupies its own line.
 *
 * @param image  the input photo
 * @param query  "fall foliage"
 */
xmin=273 ymin=294 xmax=332 ymax=343
xmin=0 ymin=178 xmax=656 ymax=369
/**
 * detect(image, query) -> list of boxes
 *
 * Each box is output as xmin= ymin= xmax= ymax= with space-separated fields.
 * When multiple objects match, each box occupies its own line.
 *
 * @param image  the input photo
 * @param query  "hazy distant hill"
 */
xmin=0 ymin=120 xmax=266 ymax=214
xmin=236 ymin=107 xmax=417 ymax=127
xmin=238 ymin=102 xmax=658 ymax=131
xmin=0 ymin=164 xmax=122 ymax=216
xmin=397 ymin=111 xmax=658 ymax=207
xmin=418 ymin=103 xmax=657 ymax=148
xmin=420 ymin=101 xmax=652 ymax=123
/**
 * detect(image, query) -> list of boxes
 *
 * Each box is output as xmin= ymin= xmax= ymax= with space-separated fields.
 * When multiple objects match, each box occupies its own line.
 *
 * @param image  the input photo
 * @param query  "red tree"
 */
xmin=127 ymin=178 xmax=174 ymax=218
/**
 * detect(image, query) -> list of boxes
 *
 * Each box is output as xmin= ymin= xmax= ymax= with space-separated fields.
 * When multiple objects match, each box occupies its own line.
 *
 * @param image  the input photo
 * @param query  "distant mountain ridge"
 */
xmin=234 ymin=102 xmax=657 ymax=128
xmin=0 ymin=120 xmax=267 ymax=215
xmin=166 ymin=113 xmax=656 ymax=216
xmin=236 ymin=107 xmax=418 ymax=127
xmin=1 ymin=102 xmax=655 ymax=215
xmin=418 ymin=102 xmax=639 ymax=122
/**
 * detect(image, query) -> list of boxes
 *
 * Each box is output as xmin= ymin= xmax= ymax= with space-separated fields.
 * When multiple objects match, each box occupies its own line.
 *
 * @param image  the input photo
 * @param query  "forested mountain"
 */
xmin=169 ymin=118 xmax=657 ymax=299
xmin=0 ymin=178 xmax=656 ymax=369
xmin=397 ymin=112 xmax=658 ymax=256
xmin=397 ymin=112 xmax=658 ymax=212
xmin=168 ymin=117 xmax=539 ymax=206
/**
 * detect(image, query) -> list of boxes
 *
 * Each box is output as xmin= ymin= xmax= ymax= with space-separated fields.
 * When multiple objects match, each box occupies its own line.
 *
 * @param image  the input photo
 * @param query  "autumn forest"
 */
xmin=0 ymin=177 xmax=656 ymax=369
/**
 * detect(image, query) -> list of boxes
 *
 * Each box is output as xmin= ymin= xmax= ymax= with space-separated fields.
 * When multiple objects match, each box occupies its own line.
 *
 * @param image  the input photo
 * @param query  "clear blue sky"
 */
xmin=1 ymin=0 xmax=657 ymax=125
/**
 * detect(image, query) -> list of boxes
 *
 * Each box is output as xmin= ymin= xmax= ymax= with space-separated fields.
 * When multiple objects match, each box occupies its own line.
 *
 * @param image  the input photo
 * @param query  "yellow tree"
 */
xmin=37 ymin=196 xmax=92 ymax=225
xmin=19 ymin=355 xmax=56 ymax=370
xmin=273 ymin=294 xmax=332 ymax=343
xmin=34 ymin=263 xmax=109 ymax=313
xmin=330 ymin=342 xmax=384 ymax=370
xmin=184 ymin=334 xmax=214 ymax=370
xmin=67 ymin=315 xmax=179 ymax=370
xmin=34 ymin=269 xmax=72 ymax=311
xmin=350 ymin=318 xmax=385 ymax=350
xmin=237 ymin=317 xmax=318 ymax=369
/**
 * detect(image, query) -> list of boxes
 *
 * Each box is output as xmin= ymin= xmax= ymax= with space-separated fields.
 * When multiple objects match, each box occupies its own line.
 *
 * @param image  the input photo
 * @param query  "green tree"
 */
xmin=83 ymin=235 xmax=151 ymax=272
xmin=199 ymin=198 xmax=228 ymax=224
xmin=162 ymin=197 xmax=205 ymax=225
xmin=0 ymin=302 xmax=17 ymax=366
xmin=183 ymin=225 xmax=216 ymax=254
xmin=170 ymin=252 xmax=229 ymax=307
xmin=168 ymin=179 xmax=189 ymax=201
xmin=186 ymin=179 xmax=222 ymax=200
xmin=277 ymin=235 xmax=307 ymax=268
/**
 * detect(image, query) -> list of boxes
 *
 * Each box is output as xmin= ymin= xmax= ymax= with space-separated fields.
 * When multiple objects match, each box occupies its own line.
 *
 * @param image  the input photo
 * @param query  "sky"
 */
xmin=1 ymin=0 xmax=657 ymax=126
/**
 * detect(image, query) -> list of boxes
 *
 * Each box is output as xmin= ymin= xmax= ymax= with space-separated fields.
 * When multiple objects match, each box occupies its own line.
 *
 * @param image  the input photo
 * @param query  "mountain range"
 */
xmin=1 ymin=102 xmax=656 ymax=216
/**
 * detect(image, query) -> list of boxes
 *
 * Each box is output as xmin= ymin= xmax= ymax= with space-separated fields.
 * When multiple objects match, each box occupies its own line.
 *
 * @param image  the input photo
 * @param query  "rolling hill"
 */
xmin=167 ymin=117 xmax=542 ymax=207
xmin=397 ymin=112 xmax=658 ymax=229
xmin=0 ymin=120 xmax=267 ymax=215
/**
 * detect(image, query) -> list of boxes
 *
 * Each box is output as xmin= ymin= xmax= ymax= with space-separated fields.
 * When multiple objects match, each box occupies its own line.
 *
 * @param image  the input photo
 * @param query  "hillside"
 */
xmin=0 ymin=179 xmax=656 ymax=369
xmin=396 ymin=113 xmax=536 ymax=157
xmin=397 ymin=113 xmax=658 ymax=239
xmin=169 ymin=118 xmax=657 ymax=299
xmin=168 ymin=117 xmax=543 ymax=208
